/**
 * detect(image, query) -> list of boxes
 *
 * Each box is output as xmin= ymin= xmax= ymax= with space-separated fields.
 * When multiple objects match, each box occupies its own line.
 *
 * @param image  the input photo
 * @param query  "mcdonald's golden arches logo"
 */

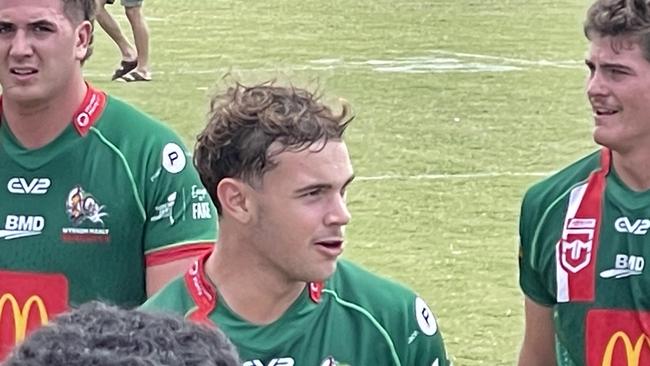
xmin=602 ymin=331 xmax=650 ymax=366
xmin=0 ymin=294 xmax=49 ymax=344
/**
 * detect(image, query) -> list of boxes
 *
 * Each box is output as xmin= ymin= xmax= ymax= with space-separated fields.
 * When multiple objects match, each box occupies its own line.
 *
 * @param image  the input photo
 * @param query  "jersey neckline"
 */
xmin=184 ymin=249 xmax=325 ymax=327
xmin=0 ymin=84 xmax=107 ymax=168
xmin=606 ymin=164 xmax=650 ymax=211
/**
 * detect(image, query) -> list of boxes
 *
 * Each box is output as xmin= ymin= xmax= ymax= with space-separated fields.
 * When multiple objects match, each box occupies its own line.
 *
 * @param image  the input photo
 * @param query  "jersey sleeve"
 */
xmin=402 ymin=296 xmax=451 ymax=365
xmin=518 ymin=188 xmax=555 ymax=306
xmin=142 ymin=132 xmax=217 ymax=266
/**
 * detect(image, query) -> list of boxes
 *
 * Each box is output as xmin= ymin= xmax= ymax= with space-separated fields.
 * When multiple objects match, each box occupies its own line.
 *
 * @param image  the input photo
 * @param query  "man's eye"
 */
xmin=304 ymin=189 xmax=323 ymax=197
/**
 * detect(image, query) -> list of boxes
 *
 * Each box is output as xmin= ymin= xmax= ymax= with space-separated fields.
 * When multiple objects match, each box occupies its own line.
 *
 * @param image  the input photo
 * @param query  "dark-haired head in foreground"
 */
xmin=4 ymin=301 xmax=240 ymax=366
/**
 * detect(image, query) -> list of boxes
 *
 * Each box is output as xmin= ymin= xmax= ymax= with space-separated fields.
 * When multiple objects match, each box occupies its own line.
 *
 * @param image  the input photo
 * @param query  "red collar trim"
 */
xmin=0 ymin=83 xmax=106 ymax=137
xmin=308 ymin=281 xmax=324 ymax=303
xmin=72 ymin=83 xmax=107 ymax=136
xmin=184 ymin=250 xmax=217 ymax=324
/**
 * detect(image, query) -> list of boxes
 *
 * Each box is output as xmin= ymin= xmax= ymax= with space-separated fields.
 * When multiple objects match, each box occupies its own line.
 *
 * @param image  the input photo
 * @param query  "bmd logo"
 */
xmin=0 ymin=215 xmax=45 ymax=240
xmin=7 ymin=178 xmax=51 ymax=195
xmin=600 ymin=254 xmax=645 ymax=279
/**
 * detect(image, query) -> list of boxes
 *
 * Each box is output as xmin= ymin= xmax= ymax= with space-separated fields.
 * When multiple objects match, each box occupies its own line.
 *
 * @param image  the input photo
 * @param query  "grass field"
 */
xmin=86 ymin=1 xmax=599 ymax=364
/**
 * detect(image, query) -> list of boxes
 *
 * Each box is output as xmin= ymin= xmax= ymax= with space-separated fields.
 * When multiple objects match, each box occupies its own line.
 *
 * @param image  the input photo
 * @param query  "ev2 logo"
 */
xmin=615 ymin=217 xmax=650 ymax=235
xmin=243 ymin=358 xmax=294 ymax=366
xmin=7 ymin=177 xmax=51 ymax=195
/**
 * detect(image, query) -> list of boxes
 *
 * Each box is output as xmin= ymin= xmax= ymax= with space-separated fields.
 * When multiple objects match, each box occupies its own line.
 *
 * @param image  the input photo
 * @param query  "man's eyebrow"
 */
xmin=294 ymin=183 xmax=332 ymax=194
xmin=600 ymin=62 xmax=634 ymax=71
xmin=30 ymin=19 xmax=56 ymax=28
xmin=293 ymin=175 xmax=355 ymax=194
xmin=584 ymin=59 xmax=634 ymax=71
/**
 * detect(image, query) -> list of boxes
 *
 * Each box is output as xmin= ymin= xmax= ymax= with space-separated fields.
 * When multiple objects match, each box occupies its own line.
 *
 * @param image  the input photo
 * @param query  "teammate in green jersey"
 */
xmin=0 ymin=0 xmax=216 ymax=359
xmin=518 ymin=1 xmax=650 ymax=365
xmin=142 ymin=81 xmax=451 ymax=366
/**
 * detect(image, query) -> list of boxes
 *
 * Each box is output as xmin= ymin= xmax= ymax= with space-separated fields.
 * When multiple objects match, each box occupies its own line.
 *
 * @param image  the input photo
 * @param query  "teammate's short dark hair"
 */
xmin=194 ymin=81 xmax=353 ymax=215
xmin=4 ymin=301 xmax=240 ymax=366
xmin=61 ymin=0 xmax=97 ymax=63
xmin=584 ymin=0 xmax=650 ymax=61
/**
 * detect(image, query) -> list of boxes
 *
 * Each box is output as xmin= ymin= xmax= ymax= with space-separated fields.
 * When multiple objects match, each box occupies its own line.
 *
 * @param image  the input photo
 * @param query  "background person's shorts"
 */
xmin=106 ymin=0 xmax=143 ymax=7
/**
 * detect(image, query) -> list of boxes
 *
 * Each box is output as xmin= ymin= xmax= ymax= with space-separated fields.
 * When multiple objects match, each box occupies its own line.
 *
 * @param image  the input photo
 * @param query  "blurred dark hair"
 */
xmin=4 ymin=301 xmax=240 ymax=366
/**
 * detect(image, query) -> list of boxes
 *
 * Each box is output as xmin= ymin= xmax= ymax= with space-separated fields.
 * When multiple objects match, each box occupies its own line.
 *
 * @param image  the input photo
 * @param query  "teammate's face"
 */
xmin=586 ymin=35 xmax=650 ymax=153
xmin=0 ymin=0 xmax=90 ymax=105
xmin=248 ymin=140 xmax=354 ymax=284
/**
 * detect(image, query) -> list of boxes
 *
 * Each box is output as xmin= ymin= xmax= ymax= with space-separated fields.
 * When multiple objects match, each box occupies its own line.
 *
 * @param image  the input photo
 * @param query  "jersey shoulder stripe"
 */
xmin=89 ymin=126 xmax=146 ymax=219
xmin=523 ymin=150 xmax=601 ymax=213
xmin=322 ymin=287 xmax=402 ymax=366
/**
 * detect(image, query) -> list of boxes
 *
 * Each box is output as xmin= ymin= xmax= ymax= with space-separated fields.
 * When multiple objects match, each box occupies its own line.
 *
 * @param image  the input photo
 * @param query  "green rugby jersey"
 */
xmin=519 ymin=149 xmax=650 ymax=366
xmin=0 ymin=86 xmax=216 ymax=358
xmin=142 ymin=252 xmax=450 ymax=366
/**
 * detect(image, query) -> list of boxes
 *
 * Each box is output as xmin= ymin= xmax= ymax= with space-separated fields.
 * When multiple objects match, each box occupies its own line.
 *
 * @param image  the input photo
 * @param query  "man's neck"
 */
xmin=204 ymin=236 xmax=307 ymax=326
xmin=612 ymin=148 xmax=650 ymax=191
xmin=3 ymin=79 xmax=88 ymax=150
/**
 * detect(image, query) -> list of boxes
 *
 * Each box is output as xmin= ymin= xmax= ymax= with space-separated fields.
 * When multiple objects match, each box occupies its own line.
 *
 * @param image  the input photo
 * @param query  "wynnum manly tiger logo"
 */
xmin=66 ymin=185 xmax=108 ymax=226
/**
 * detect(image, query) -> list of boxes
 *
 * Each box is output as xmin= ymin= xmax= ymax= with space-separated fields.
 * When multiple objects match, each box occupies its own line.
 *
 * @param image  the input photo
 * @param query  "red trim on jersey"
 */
xmin=309 ymin=281 xmax=324 ymax=303
xmin=557 ymin=148 xmax=610 ymax=302
xmin=184 ymin=250 xmax=217 ymax=325
xmin=72 ymin=84 xmax=107 ymax=136
xmin=0 ymin=83 xmax=106 ymax=136
xmin=145 ymin=242 xmax=214 ymax=267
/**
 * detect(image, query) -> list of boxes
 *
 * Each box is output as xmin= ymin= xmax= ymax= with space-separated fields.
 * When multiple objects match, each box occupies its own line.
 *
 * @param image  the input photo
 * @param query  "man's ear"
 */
xmin=74 ymin=20 xmax=93 ymax=61
xmin=216 ymin=178 xmax=254 ymax=224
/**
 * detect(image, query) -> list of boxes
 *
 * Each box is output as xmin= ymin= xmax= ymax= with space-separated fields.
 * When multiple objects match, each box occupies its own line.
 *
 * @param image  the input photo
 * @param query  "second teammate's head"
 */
xmin=195 ymin=81 xmax=353 ymax=215
xmin=194 ymin=81 xmax=355 ymax=282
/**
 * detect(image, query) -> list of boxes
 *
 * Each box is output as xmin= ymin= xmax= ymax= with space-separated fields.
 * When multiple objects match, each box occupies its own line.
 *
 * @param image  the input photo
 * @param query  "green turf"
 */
xmin=87 ymin=1 xmax=599 ymax=363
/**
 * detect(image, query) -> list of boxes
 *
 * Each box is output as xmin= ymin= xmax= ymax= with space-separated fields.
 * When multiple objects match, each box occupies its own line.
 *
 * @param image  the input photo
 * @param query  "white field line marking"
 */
xmin=85 ymin=50 xmax=582 ymax=78
xmin=428 ymin=50 xmax=582 ymax=69
xmin=82 ymin=65 xmax=321 ymax=78
xmin=356 ymin=171 xmax=552 ymax=181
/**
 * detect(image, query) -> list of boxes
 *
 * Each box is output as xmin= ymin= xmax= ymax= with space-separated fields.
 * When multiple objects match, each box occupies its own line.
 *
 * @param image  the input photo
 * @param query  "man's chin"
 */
xmin=3 ymin=87 xmax=45 ymax=106
xmin=592 ymin=127 xmax=617 ymax=150
xmin=310 ymin=261 xmax=339 ymax=282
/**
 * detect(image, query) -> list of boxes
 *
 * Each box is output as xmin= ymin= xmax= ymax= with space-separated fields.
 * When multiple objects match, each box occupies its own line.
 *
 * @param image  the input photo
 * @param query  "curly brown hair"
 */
xmin=194 ymin=81 xmax=353 ymax=215
xmin=584 ymin=0 xmax=650 ymax=60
